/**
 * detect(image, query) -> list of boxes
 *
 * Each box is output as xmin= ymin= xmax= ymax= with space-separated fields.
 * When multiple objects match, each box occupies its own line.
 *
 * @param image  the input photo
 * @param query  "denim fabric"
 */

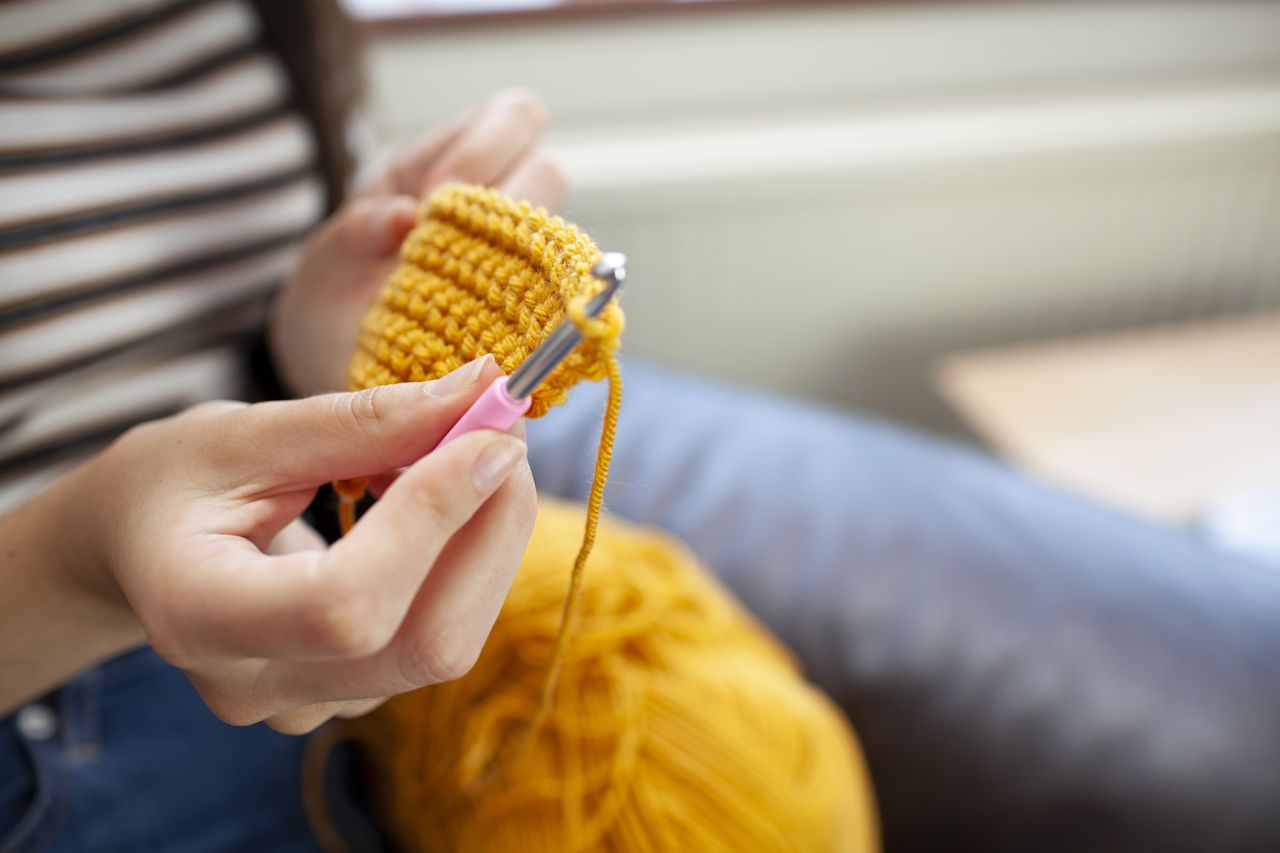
xmin=0 ymin=649 xmax=318 ymax=853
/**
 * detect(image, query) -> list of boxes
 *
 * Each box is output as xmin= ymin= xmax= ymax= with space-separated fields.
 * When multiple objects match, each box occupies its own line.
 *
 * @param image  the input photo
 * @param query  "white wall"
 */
xmin=364 ymin=1 xmax=1280 ymax=429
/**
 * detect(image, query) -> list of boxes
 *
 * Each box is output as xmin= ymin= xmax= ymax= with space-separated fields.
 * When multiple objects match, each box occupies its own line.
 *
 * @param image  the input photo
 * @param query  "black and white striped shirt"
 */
xmin=0 ymin=0 xmax=327 ymax=512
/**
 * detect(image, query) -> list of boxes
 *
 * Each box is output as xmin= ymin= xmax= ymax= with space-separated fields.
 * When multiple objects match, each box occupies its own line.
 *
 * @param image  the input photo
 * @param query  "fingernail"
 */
xmin=425 ymin=355 xmax=491 ymax=397
xmin=473 ymin=435 xmax=526 ymax=492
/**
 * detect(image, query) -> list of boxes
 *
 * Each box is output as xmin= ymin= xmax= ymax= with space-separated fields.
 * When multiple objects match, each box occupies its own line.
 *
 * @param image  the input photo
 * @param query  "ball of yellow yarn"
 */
xmin=344 ymin=500 xmax=879 ymax=853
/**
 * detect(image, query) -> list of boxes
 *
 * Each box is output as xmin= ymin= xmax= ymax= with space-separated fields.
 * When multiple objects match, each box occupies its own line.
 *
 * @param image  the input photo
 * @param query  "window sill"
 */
xmin=346 ymin=0 xmax=859 ymax=30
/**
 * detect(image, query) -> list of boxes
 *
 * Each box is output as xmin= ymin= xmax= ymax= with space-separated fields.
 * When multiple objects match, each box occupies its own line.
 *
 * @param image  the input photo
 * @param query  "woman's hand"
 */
xmin=1 ymin=356 xmax=536 ymax=732
xmin=270 ymin=89 xmax=569 ymax=397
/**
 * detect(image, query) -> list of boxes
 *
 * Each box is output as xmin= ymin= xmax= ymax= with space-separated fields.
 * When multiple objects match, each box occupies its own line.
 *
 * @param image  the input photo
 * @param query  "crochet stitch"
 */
xmin=347 ymin=183 xmax=623 ymax=415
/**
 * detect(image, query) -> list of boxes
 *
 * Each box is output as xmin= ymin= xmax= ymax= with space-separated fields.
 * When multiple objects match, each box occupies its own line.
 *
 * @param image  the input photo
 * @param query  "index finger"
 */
xmin=418 ymin=89 xmax=549 ymax=195
xmin=359 ymin=103 xmax=477 ymax=199
xmin=216 ymin=355 xmax=505 ymax=490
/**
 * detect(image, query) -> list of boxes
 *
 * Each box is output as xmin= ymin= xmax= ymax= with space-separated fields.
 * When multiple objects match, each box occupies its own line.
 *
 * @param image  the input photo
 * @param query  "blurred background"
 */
xmin=345 ymin=0 xmax=1280 ymax=553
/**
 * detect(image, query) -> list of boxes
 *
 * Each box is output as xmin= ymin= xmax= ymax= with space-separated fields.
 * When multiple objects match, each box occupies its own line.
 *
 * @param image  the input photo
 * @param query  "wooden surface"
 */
xmin=937 ymin=312 xmax=1280 ymax=523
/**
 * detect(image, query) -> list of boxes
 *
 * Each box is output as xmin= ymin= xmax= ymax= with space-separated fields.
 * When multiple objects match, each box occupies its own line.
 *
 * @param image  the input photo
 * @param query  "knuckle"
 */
xmin=530 ymin=152 xmax=569 ymax=197
xmin=305 ymin=584 xmax=393 ymax=658
xmin=400 ymin=629 xmax=483 ymax=686
xmin=336 ymin=198 xmax=382 ymax=242
xmin=384 ymin=150 xmax=412 ymax=188
xmin=336 ymin=698 xmax=386 ymax=720
xmin=184 ymin=399 xmax=247 ymax=424
xmin=346 ymin=196 xmax=382 ymax=221
xmin=109 ymin=419 xmax=159 ymax=458
xmin=447 ymin=150 xmax=486 ymax=182
xmin=397 ymin=471 xmax=465 ymax=535
xmin=339 ymin=385 xmax=392 ymax=440
xmin=110 ymin=399 xmax=244 ymax=459
xmin=167 ymin=400 xmax=251 ymax=473
xmin=196 ymin=409 xmax=253 ymax=471
xmin=492 ymin=87 xmax=548 ymax=130
xmin=266 ymin=710 xmax=330 ymax=736
xmin=211 ymin=705 xmax=264 ymax=728
xmin=407 ymin=483 xmax=455 ymax=527
xmin=198 ymin=690 xmax=268 ymax=728
xmin=144 ymin=621 xmax=193 ymax=669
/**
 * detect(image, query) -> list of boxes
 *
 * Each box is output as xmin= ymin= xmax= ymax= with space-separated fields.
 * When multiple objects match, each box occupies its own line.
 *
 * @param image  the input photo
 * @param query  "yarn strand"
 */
xmin=334 ymin=476 xmax=367 ymax=537
xmin=469 ymin=351 xmax=622 ymax=791
xmin=541 ymin=351 xmax=622 ymax=723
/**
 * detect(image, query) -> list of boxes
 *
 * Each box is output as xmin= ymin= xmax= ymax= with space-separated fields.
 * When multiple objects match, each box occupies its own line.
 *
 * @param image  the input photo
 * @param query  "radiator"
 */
xmin=366 ymin=0 xmax=1280 ymax=430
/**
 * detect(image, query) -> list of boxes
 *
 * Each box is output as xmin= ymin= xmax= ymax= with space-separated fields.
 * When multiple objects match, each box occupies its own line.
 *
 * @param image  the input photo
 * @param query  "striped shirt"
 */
xmin=0 ymin=0 xmax=328 ymax=513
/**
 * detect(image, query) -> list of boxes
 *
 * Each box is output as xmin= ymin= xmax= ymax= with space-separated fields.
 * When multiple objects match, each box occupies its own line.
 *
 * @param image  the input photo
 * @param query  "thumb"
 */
xmin=322 ymin=428 xmax=528 ymax=639
xmin=185 ymin=429 xmax=528 ymax=662
xmin=220 ymin=355 xmax=506 ymax=485
xmin=330 ymin=194 xmax=418 ymax=256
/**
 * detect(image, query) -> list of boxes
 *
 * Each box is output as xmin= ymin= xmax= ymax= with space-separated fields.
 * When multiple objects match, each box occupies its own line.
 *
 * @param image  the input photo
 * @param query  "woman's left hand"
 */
xmin=270 ymin=88 xmax=568 ymax=397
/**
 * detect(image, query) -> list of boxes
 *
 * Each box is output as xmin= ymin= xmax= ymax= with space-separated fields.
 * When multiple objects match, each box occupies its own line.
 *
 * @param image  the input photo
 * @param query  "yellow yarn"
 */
xmin=346 ymin=499 xmax=879 ymax=853
xmin=335 ymin=182 xmax=623 ymax=536
xmin=325 ymin=184 xmax=878 ymax=852
xmin=347 ymin=183 xmax=623 ymax=415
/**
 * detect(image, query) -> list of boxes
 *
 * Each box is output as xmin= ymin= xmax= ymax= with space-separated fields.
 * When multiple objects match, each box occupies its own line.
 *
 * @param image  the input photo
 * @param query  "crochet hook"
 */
xmin=437 ymin=252 xmax=627 ymax=446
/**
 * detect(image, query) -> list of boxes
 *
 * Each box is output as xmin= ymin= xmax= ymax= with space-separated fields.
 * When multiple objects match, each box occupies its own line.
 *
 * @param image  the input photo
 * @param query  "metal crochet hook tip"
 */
xmin=592 ymin=251 xmax=628 ymax=292
xmin=505 ymin=252 xmax=627 ymax=400
xmin=434 ymin=252 xmax=627 ymax=447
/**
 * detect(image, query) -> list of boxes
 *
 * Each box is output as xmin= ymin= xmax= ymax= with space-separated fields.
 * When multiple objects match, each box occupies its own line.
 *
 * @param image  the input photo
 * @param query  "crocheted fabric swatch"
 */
xmin=347 ymin=183 xmax=624 ymax=418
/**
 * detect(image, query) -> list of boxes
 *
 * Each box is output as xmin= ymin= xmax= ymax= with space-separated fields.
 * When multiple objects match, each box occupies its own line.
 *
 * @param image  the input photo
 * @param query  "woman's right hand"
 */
xmin=6 ymin=355 xmax=535 ymax=731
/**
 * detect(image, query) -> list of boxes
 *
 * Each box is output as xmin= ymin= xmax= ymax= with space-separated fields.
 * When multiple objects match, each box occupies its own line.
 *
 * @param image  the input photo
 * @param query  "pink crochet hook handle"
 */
xmin=435 ymin=252 xmax=627 ymax=448
xmin=437 ymin=376 xmax=531 ymax=446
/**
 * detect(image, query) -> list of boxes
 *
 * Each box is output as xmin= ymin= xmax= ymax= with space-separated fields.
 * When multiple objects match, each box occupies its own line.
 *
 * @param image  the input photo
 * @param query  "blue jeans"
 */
xmin=5 ymin=362 xmax=1278 ymax=851
xmin=0 ymin=649 xmax=315 ymax=853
